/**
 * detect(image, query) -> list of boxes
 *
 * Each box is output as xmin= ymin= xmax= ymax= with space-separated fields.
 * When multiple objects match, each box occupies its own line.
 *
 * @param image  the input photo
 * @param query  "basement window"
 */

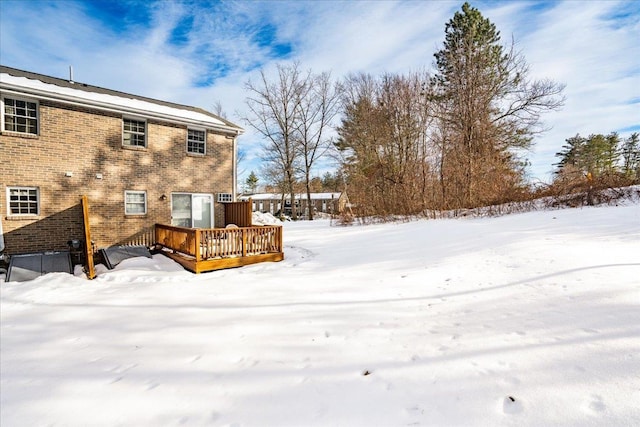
xmin=7 ymin=187 xmax=39 ymax=215
xmin=2 ymin=97 xmax=38 ymax=135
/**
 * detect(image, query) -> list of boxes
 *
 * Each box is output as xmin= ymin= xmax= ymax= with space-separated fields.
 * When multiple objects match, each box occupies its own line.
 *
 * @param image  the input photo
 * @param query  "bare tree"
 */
xmin=295 ymin=71 xmax=341 ymax=219
xmin=336 ymin=3 xmax=566 ymax=216
xmin=259 ymin=159 xmax=288 ymax=215
xmin=336 ymin=72 xmax=437 ymax=217
xmin=211 ymin=100 xmax=227 ymax=119
xmin=244 ymin=63 xmax=342 ymax=220
xmin=336 ymin=73 xmax=386 ymax=217
xmin=243 ymin=63 xmax=307 ymax=219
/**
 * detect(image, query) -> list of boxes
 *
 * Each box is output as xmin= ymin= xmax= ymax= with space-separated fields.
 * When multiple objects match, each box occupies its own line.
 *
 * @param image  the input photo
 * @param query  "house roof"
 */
xmin=0 ymin=65 xmax=243 ymax=133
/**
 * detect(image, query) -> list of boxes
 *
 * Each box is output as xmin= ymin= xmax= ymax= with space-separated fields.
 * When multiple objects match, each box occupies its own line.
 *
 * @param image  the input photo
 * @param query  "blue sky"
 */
xmin=1 ymin=0 xmax=638 ymax=185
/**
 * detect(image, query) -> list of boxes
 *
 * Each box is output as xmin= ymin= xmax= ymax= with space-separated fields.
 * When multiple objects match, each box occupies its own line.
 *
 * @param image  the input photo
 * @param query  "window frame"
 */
xmin=186 ymin=128 xmax=206 ymax=155
xmin=124 ymin=190 xmax=147 ymax=215
xmin=2 ymin=96 xmax=39 ymax=135
xmin=170 ymin=192 xmax=214 ymax=228
xmin=6 ymin=186 xmax=40 ymax=216
xmin=122 ymin=117 xmax=147 ymax=148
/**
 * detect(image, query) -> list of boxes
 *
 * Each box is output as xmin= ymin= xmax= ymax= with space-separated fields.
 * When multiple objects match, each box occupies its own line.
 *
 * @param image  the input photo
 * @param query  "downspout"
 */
xmin=0 ymin=216 xmax=5 ymax=258
xmin=232 ymin=133 xmax=238 ymax=201
xmin=0 ymin=221 xmax=5 ymax=275
xmin=223 ymin=130 xmax=240 ymax=201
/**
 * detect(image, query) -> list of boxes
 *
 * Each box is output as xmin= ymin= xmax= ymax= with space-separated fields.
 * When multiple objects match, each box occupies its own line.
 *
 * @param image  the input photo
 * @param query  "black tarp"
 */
xmin=6 ymin=251 xmax=73 ymax=282
xmin=99 ymin=245 xmax=152 ymax=269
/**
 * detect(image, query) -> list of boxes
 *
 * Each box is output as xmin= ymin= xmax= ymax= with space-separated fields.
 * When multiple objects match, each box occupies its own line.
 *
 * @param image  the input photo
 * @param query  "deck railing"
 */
xmin=155 ymin=223 xmax=283 ymax=261
xmin=118 ymin=226 xmax=156 ymax=247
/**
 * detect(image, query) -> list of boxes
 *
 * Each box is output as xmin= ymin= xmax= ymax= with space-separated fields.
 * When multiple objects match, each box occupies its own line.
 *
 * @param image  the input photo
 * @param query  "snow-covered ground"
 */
xmin=1 ymin=204 xmax=639 ymax=426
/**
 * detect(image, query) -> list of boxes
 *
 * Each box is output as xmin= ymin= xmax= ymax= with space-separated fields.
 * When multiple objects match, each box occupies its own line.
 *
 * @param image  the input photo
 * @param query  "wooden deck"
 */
xmin=154 ymin=223 xmax=284 ymax=273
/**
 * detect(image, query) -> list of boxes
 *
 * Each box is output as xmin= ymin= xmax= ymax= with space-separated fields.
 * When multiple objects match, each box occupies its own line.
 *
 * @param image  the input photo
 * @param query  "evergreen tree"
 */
xmin=555 ymin=134 xmax=585 ymax=171
xmin=321 ymin=171 xmax=343 ymax=192
xmin=588 ymin=133 xmax=619 ymax=176
xmin=620 ymin=132 xmax=640 ymax=180
xmin=245 ymin=171 xmax=259 ymax=194
xmin=555 ymin=133 xmax=621 ymax=178
xmin=432 ymin=2 xmax=564 ymax=207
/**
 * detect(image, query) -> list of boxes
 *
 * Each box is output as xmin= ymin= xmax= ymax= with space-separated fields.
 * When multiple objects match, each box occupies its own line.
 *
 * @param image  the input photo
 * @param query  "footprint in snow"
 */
xmin=283 ymin=245 xmax=316 ymax=265
xmin=146 ymin=382 xmax=160 ymax=391
xmin=406 ymin=405 xmax=424 ymax=417
xmin=587 ymin=395 xmax=607 ymax=413
xmin=107 ymin=363 xmax=137 ymax=374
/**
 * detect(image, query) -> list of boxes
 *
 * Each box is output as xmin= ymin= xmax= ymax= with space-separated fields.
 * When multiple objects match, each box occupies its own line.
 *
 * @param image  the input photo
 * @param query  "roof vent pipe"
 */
xmin=69 ymin=65 xmax=74 ymax=84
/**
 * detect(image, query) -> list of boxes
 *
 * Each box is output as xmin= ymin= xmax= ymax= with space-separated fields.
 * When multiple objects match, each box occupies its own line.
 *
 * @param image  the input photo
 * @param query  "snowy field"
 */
xmin=1 ymin=203 xmax=639 ymax=426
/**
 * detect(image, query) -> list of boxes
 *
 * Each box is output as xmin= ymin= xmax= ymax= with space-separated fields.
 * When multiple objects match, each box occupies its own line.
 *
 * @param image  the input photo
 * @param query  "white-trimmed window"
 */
xmin=7 ymin=187 xmax=39 ymax=215
xmin=123 ymin=118 xmax=146 ymax=148
xmin=187 ymin=128 xmax=206 ymax=154
xmin=2 ymin=97 xmax=38 ymax=135
xmin=124 ymin=190 xmax=147 ymax=215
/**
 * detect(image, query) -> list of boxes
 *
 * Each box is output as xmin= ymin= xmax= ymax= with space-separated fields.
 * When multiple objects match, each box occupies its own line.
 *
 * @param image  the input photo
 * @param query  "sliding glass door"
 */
xmin=171 ymin=193 xmax=213 ymax=228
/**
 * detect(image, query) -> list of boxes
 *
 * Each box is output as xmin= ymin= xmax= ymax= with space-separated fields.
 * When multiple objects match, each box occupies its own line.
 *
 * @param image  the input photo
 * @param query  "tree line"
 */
xmin=555 ymin=132 xmax=639 ymax=181
xmin=241 ymin=3 xmax=632 ymax=219
xmin=551 ymin=132 xmax=639 ymax=203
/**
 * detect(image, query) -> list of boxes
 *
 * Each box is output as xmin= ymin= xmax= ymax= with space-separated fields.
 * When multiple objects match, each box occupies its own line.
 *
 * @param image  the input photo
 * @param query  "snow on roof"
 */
xmin=0 ymin=66 xmax=242 ymax=132
xmin=241 ymin=192 xmax=342 ymax=200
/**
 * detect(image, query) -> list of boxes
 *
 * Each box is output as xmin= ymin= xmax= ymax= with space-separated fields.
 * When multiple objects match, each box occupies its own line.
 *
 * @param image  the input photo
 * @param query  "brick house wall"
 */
xmin=1 ymin=99 xmax=236 ymax=254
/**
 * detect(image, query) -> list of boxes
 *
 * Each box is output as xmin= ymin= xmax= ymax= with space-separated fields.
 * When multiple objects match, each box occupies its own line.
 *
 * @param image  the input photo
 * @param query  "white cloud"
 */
xmin=1 ymin=0 xmax=638 ymax=183
xmin=509 ymin=1 xmax=640 ymax=180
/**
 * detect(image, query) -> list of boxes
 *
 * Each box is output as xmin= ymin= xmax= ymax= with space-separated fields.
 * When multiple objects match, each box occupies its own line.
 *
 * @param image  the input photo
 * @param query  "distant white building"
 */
xmin=239 ymin=192 xmax=348 ymax=217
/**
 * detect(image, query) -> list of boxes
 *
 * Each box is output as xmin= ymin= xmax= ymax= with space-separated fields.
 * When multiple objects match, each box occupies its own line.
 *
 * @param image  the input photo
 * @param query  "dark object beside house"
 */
xmin=6 ymin=251 xmax=73 ymax=282
xmin=99 ymin=245 xmax=152 ymax=269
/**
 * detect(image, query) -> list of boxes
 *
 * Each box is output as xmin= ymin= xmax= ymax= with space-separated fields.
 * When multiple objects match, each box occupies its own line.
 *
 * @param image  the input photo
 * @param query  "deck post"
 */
xmin=194 ymin=228 xmax=201 ymax=262
xmin=242 ymin=228 xmax=248 ymax=257
xmin=81 ymin=195 xmax=96 ymax=279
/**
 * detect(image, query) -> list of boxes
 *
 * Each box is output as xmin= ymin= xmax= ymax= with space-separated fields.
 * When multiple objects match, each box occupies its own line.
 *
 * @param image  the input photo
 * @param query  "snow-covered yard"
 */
xmin=1 ymin=204 xmax=639 ymax=426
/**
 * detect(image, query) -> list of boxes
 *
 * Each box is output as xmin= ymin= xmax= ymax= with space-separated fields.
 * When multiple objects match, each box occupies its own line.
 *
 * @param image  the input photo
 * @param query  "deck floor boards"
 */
xmin=162 ymin=251 xmax=284 ymax=273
